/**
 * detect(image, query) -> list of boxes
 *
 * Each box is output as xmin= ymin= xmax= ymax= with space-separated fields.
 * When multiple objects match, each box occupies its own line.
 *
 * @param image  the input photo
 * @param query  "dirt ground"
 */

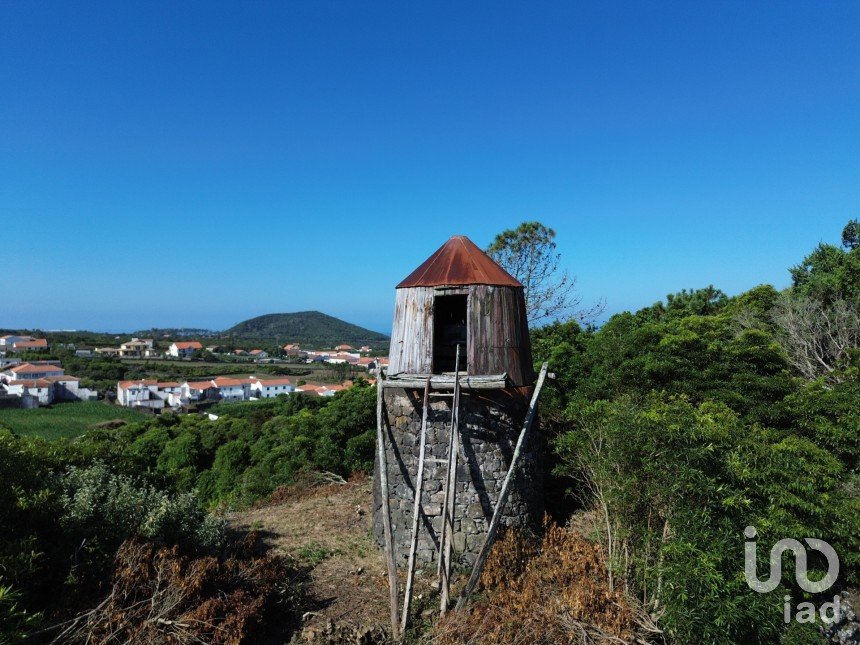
xmin=230 ymin=476 xmax=395 ymax=639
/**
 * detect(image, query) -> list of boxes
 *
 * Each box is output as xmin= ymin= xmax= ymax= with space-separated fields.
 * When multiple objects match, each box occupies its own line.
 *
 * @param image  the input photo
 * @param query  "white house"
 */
xmin=3 ymin=379 xmax=54 ymax=405
xmin=211 ymin=377 xmax=250 ymax=402
xmin=44 ymin=375 xmax=95 ymax=401
xmin=250 ymin=377 xmax=294 ymax=398
xmin=182 ymin=380 xmax=218 ymax=401
xmin=2 ymin=363 xmax=65 ymax=382
xmin=0 ymin=357 xmax=21 ymax=370
xmin=318 ymin=384 xmax=347 ymax=397
xmin=248 ymin=349 xmax=269 ymax=360
xmin=3 ymin=374 xmax=97 ymax=406
xmin=0 ymin=335 xmax=34 ymax=348
xmin=117 ymin=380 xmax=182 ymax=408
xmin=168 ymin=341 xmax=202 ymax=358
xmin=118 ymin=338 xmax=154 ymax=358
xmin=10 ymin=338 xmax=48 ymax=352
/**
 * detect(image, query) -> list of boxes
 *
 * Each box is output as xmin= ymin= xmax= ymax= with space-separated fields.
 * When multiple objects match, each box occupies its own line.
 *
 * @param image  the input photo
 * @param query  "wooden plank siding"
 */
xmin=388 ymin=287 xmax=434 ymax=375
xmin=389 ymin=284 xmax=535 ymax=387
xmin=468 ymin=285 xmax=534 ymax=386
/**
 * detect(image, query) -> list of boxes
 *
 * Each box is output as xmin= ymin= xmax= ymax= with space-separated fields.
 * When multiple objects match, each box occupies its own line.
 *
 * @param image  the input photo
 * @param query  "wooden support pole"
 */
xmin=375 ymin=373 xmax=401 ymax=641
xmin=455 ymin=362 xmax=549 ymax=611
xmin=400 ymin=375 xmax=432 ymax=633
xmin=438 ymin=344 xmax=461 ymax=615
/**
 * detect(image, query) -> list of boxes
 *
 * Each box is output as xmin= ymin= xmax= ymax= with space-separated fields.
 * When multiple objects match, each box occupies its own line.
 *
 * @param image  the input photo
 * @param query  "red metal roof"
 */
xmin=396 ymin=236 xmax=522 ymax=288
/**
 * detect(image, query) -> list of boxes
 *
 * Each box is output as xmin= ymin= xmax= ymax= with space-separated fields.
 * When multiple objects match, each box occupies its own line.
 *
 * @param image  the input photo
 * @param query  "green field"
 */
xmin=0 ymin=401 xmax=148 ymax=440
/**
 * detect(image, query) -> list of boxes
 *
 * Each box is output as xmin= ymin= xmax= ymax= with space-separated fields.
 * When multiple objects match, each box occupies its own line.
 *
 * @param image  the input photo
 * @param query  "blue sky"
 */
xmin=2 ymin=2 xmax=858 ymax=334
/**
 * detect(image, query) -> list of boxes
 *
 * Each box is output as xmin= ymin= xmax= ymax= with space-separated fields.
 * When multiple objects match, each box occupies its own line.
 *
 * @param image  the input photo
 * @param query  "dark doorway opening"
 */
xmin=433 ymin=295 xmax=467 ymax=373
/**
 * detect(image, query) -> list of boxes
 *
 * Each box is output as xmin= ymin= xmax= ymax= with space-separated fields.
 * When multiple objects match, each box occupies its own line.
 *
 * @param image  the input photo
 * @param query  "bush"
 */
xmin=60 ymin=462 xmax=225 ymax=573
xmin=554 ymin=394 xmax=857 ymax=643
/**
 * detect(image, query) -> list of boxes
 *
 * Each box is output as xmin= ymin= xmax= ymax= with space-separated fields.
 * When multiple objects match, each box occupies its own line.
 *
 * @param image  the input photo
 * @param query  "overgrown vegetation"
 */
xmin=528 ymin=219 xmax=859 ymax=643
xmin=0 ymin=383 xmax=375 ymax=642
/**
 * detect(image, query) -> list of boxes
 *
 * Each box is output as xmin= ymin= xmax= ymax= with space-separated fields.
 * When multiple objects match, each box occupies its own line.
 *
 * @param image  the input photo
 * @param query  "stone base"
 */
xmin=373 ymin=386 xmax=543 ymax=567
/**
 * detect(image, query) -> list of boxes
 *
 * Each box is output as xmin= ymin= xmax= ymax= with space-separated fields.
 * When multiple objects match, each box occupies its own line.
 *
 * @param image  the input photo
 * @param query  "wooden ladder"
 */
xmin=400 ymin=345 xmax=462 ymax=633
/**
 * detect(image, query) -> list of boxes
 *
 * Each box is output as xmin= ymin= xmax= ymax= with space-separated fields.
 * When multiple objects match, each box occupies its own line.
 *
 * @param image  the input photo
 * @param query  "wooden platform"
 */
xmin=382 ymin=372 xmax=508 ymax=390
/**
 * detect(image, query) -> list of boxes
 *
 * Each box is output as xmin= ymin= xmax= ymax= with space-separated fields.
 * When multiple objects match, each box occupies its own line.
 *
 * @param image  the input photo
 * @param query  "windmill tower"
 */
xmin=373 ymin=235 xmax=545 ymax=574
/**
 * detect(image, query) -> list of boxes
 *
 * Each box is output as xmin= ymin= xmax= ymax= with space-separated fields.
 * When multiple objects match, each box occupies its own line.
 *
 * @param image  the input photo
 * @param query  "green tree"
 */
xmin=487 ymin=221 xmax=600 ymax=324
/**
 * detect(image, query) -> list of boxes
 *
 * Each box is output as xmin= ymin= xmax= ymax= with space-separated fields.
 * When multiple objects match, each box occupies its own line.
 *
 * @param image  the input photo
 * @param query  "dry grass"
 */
xmin=230 ymin=474 xmax=393 ymax=637
xmin=48 ymin=532 xmax=302 ymax=644
xmin=432 ymin=518 xmax=644 ymax=645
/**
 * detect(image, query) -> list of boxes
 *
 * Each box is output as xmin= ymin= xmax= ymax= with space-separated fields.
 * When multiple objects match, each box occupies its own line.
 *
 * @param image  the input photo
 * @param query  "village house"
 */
xmin=4 ymin=379 xmax=54 ymax=405
xmin=248 ymin=349 xmax=269 ymax=359
xmin=323 ymin=351 xmax=361 ymax=365
xmin=210 ymin=376 xmax=250 ymax=402
xmin=95 ymin=347 xmax=120 ymax=357
xmin=0 ymin=335 xmax=49 ymax=353
xmin=116 ymin=380 xmax=182 ymax=409
xmin=118 ymin=338 xmax=154 ymax=358
xmin=2 ymin=363 xmax=65 ymax=381
xmin=0 ymin=357 xmax=22 ymax=370
xmin=335 ymin=344 xmax=354 ymax=351
xmin=0 ymin=335 xmax=32 ymax=348
xmin=167 ymin=341 xmax=203 ymax=358
xmin=249 ymin=376 xmax=293 ymax=398
xmin=11 ymin=338 xmax=49 ymax=352
xmin=1 ymin=364 xmax=97 ymax=406
xmin=182 ymin=380 xmax=219 ymax=401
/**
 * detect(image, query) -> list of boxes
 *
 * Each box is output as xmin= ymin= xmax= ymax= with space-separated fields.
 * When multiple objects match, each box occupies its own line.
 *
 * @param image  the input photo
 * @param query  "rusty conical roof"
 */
xmin=396 ymin=235 xmax=522 ymax=288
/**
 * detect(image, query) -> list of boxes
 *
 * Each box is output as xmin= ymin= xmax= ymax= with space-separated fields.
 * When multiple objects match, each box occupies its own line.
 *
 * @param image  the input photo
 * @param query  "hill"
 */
xmin=224 ymin=311 xmax=389 ymax=347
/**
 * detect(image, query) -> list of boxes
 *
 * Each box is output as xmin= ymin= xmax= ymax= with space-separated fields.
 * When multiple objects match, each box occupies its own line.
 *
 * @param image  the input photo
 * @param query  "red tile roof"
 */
xmin=186 ymin=380 xmax=216 ymax=390
xmin=212 ymin=377 xmax=246 ymax=387
xmin=13 ymin=339 xmax=48 ymax=348
xmin=10 ymin=363 xmax=64 ymax=374
xmin=173 ymin=341 xmax=202 ymax=350
xmin=8 ymin=379 xmax=51 ymax=387
xmin=396 ymin=235 xmax=522 ymax=288
xmin=256 ymin=377 xmax=293 ymax=387
xmin=119 ymin=379 xmax=158 ymax=388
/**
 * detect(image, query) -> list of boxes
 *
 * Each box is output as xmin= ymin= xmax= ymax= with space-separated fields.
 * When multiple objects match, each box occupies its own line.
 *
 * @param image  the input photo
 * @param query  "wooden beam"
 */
xmin=375 ymin=375 xmax=400 ymax=640
xmin=439 ymin=345 xmax=461 ymax=615
xmin=454 ymin=362 xmax=549 ymax=611
xmin=383 ymin=373 xmax=507 ymax=390
xmin=400 ymin=375 xmax=432 ymax=633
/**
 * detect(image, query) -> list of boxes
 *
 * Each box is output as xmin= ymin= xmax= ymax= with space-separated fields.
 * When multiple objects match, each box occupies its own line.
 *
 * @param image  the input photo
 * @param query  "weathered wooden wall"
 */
xmin=388 ymin=287 xmax=434 ymax=375
xmin=388 ymin=284 xmax=535 ymax=387
xmin=467 ymin=285 xmax=534 ymax=386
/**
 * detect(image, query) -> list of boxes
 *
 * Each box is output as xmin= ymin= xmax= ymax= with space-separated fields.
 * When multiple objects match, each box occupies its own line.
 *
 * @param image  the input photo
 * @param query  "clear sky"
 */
xmin=2 ymin=2 xmax=858 ymax=334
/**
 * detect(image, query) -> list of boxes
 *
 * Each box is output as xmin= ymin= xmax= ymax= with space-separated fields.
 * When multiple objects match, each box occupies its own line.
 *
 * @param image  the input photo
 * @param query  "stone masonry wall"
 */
xmin=373 ymin=387 xmax=543 ymax=568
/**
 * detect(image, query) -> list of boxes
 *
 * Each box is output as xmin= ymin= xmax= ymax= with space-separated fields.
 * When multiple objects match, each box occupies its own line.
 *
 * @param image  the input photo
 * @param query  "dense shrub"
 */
xmin=60 ymin=463 xmax=225 ymax=567
xmin=76 ymin=382 xmax=378 ymax=508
